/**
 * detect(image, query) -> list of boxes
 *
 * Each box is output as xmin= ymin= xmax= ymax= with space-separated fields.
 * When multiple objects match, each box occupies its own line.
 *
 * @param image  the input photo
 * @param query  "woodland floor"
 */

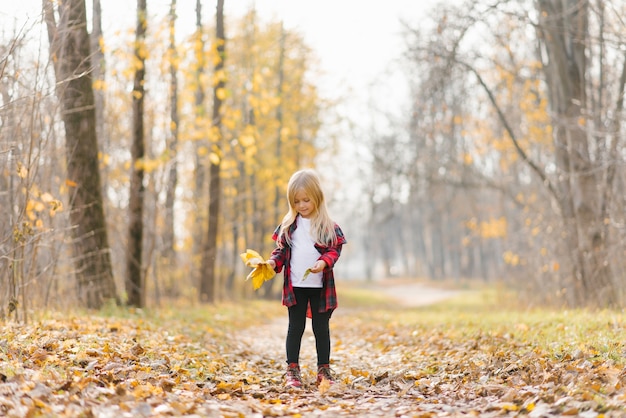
xmin=1 ymin=280 xmax=626 ymax=417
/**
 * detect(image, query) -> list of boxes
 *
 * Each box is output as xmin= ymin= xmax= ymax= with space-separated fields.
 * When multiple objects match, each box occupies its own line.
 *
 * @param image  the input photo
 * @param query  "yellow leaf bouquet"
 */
xmin=240 ymin=249 xmax=276 ymax=290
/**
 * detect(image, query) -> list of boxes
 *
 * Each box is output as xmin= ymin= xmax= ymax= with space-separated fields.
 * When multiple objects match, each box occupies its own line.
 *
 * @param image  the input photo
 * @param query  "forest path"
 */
xmin=222 ymin=280 xmax=467 ymax=417
xmin=359 ymin=278 xmax=463 ymax=308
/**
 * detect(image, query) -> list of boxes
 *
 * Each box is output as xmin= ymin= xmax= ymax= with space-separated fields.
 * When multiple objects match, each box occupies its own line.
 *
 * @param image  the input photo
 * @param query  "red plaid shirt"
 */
xmin=270 ymin=217 xmax=347 ymax=314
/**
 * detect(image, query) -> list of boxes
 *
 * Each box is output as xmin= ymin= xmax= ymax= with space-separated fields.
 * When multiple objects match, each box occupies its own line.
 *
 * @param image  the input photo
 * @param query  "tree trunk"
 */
xmin=43 ymin=0 xmax=117 ymax=309
xmin=90 ymin=0 xmax=106 ymax=177
xmin=126 ymin=0 xmax=147 ymax=307
xmin=163 ymin=0 xmax=179 ymax=277
xmin=192 ymin=0 xmax=207 ymax=265
xmin=200 ymin=0 xmax=225 ymax=303
xmin=263 ymin=24 xmax=286 ymax=299
xmin=536 ymin=0 xmax=615 ymax=306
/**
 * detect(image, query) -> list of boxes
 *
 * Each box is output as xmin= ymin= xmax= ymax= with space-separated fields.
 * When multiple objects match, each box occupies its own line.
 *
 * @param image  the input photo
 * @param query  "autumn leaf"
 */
xmin=240 ymin=249 xmax=276 ymax=290
xmin=1 ymin=283 xmax=626 ymax=417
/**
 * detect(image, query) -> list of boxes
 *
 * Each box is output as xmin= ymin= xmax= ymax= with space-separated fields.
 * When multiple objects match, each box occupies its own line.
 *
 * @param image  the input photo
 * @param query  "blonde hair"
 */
xmin=277 ymin=169 xmax=337 ymax=247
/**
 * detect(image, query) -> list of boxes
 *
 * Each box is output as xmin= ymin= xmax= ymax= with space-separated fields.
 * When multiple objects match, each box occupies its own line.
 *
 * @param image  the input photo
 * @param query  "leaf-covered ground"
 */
xmin=1 ymin=282 xmax=626 ymax=417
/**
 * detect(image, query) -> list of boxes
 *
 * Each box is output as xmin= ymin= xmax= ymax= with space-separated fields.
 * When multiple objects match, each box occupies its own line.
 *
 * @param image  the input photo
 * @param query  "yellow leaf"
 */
xmin=17 ymin=162 xmax=28 ymax=179
xmin=240 ymin=249 xmax=276 ymax=290
xmin=209 ymin=152 xmax=220 ymax=165
xmin=49 ymin=200 xmax=63 ymax=216
xmin=92 ymin=79 xmax=107 ymax=91
xmin=40 ymin=192 xmax=54 ymax=203
xmin=240 ymin=249 xmax=263 ymax=266
xmin=66 ymin=179 xmax=78 ymax=187
xmin=245 ymin=264 xmax=275 ymax=290
xmin=318 ymin=377 xmax=331 ymax=394
xmin=216 ymin=88 xmax=227 ymax=101
xmin=501 ymin=403 xmax=518 ymax=412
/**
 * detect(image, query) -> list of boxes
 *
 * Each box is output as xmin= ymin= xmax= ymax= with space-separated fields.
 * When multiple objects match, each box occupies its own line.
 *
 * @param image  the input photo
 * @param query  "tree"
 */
xmin=162 ymin=0 xmax=179 ymax=276
xmin=395 ymin=0 xmax=626 ymax=307
xmin=126 ymin=0 xmax=147 ymax=307
xmin=43 ymin=0 xmax=117 ymax=309
xmin=535 ymin=0 xmax=619 ymax=306
xmin=200 ymin=0 xmax=225 ymax=303
xmin=90 ymin=0 xmax=106 ymax=161
xmin=192 ymin=0 xmax=207 ymax=264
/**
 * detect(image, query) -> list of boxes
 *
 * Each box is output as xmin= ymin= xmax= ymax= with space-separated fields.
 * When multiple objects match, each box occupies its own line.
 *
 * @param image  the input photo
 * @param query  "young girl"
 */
xmin=267 ymin=169 xmax=347 ymax=389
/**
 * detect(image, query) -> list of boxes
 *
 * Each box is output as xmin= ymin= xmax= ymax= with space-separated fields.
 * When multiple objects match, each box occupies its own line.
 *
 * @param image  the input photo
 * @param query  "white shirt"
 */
xmin=290 ymin=216 xmax=323 ymax=288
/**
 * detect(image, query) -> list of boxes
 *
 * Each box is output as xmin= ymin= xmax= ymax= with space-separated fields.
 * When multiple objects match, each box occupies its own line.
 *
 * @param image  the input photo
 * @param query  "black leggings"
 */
xmin=286 ymin=287 xmax=332 ymax=366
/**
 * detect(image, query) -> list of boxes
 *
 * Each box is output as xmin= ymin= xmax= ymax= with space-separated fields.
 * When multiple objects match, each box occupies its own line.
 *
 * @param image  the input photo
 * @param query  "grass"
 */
xmin=339 ymin=282 xmax=626 ymax=364
xmin=105 ymin=300 xmax=285 ymax=338
xmin=34 ymin=281 xmax=625 ymax=366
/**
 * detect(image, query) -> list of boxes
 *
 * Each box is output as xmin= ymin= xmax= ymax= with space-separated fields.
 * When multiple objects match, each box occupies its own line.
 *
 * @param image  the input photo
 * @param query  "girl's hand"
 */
xmin=310 ymin=260 xmax=327 ymax=273
xmin=267 ymin=259 xmax=276 ymax=269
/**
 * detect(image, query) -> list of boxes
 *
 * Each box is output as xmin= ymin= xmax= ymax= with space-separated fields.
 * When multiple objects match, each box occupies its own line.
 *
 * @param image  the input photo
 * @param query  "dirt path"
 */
xmin=362 ymin=279 xmax=462 ymax=307
xmin=216 ymin=281 xmax=466 ymax=417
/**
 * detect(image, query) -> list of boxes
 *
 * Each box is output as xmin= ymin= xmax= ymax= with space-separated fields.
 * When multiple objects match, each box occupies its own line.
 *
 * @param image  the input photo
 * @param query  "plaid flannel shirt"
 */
xmin=270 ymin=217 xmax=347 ymax=314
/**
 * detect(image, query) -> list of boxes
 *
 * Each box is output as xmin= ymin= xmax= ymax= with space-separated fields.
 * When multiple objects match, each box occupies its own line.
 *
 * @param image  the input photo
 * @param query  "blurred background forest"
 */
xmin=2 ymin=0 xmax=626 ymax=319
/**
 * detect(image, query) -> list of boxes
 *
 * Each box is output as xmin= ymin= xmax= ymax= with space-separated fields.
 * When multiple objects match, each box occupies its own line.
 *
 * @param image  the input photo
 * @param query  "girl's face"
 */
xmin=293 ymin=189 xmax=316 ymax=219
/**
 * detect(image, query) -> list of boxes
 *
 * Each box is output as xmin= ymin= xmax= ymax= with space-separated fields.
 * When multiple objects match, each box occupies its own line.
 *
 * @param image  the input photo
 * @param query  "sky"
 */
xmin=223 ymin=0 xmax=430 ymax=100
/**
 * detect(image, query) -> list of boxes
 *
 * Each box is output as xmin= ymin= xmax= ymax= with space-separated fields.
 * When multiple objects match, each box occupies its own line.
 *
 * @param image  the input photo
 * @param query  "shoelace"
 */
xmin=318 ymin=366 xmax=334 ymax=380
xmin=288 ymin=367 xmax=302 ymax=381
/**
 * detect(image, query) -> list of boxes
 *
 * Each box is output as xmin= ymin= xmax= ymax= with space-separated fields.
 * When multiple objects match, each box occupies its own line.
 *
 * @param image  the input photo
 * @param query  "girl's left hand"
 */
xmin=310 ymin=260 xmax=327 ymax=273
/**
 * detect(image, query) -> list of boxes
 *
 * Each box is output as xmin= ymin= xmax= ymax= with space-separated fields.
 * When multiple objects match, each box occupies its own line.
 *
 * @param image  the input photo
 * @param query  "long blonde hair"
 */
xmin=277 ymin=169 xmax=337 ymax=247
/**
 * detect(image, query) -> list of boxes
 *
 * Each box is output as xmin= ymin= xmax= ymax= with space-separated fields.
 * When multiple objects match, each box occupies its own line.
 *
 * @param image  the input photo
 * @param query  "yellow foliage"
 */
xmin=136 ymin=42 xmax=149 ymax=60
xmin=216 ymin=87 xmax=227 ymax=101
xmin=280 ymin=127 xmax=291 ymax=141
xmin=239 ymin=132 xmax=256 ymax=148
xmin=466 ymin=217 xmax=507 ymax=239
xmin=209 ymin=152 xmax=220 ymax=165
xmin=16 ymin=162 xmax=28 ymax=179
xmin=222 ymin=116 xmax=237 ymax=131
xmin=240 ymin=249 xmax=276 ymax=290
xmin=503 ymin=251 xmax=520 ymax=266
xmin=97 ymin=37 xmax=107 ymax=56
xmin=197 ymin=146 xmax=209 ymax=156
xmin=92 ymin=79 xmax=107 ymax=91
xmin=208 ymin=126 xmax=222 ymax=142
xmin=213 ymin=69 xmax=227 ymax=85
xmin=99 ymin=152 xmax=111 ymax=167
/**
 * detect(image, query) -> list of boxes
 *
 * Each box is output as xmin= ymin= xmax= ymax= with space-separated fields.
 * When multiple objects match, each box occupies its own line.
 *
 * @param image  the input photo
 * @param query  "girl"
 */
xmin=267 ymin=169 xmax=347 ymax=389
